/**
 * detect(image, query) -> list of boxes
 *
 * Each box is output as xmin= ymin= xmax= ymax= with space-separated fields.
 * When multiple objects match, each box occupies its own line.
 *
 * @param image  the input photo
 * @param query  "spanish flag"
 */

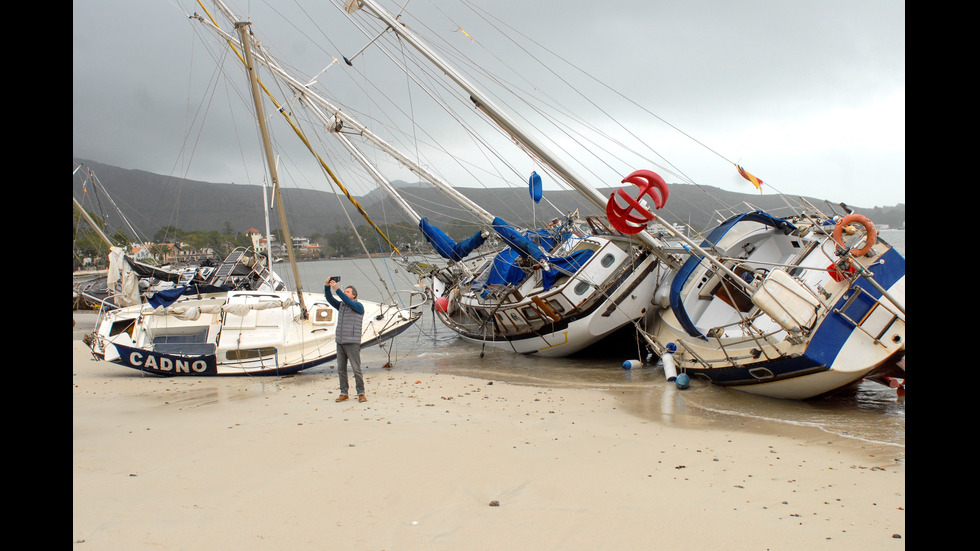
xmin=735 ymin=164 xmax=763 ymax=193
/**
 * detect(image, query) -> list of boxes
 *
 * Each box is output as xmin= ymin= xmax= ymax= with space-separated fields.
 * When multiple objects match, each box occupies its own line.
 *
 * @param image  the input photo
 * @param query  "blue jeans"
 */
xmin=337 ymin=343 xmax=364 ymax=396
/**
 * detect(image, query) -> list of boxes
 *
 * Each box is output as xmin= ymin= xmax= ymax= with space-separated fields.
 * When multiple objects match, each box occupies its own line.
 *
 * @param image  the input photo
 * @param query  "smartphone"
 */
xmin=329 ymin=276 xmax=341 ymax=282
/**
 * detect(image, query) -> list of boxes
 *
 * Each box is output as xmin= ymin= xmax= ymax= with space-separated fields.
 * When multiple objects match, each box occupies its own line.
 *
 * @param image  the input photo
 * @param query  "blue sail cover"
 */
xmin=147 ymin=285 xmax=229 ymax=309
xmin=485 ymin=248 xmax=525 ymax=287
xmin=525 ymin=227 xmax=568 ymax=251
xmin=484 ymin=248 xmax=595 ymax=290
xmin=481 ymin=218 xmax=588 ymax=292
xmin=419 ymin=217 xmax=487 ymax=262
xmin=491 ymin=217 xmax=547 ymax=262
xmin=542 ymin=249 xmax=595 ymax=290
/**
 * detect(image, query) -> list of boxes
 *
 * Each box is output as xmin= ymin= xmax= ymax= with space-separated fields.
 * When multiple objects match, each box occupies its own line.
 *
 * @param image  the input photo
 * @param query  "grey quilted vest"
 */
xmin=336 ymin=302 xmax=364 ymax=344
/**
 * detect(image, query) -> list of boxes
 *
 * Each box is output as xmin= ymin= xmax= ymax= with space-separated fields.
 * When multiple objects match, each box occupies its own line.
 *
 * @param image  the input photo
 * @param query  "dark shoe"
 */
xmin=335 ymin=395 xmax=349 ymax=402
xmin=358 ymin=394 xmax=367 ymax=403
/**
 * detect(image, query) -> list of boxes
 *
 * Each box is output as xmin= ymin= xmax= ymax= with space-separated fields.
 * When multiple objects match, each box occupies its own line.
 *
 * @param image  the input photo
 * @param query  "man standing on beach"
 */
xmin=325 ymin=277 xmax=367 ymax=403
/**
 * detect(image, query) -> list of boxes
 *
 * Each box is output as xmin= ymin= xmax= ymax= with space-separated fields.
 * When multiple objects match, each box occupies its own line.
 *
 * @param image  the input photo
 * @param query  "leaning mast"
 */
xmin=345 ymin=0 xmax=678 ymax=266
xmin=236 ymin=21 xmax=308 ymax=318
xmin=346 ymin=0 xmax=776 ymax=291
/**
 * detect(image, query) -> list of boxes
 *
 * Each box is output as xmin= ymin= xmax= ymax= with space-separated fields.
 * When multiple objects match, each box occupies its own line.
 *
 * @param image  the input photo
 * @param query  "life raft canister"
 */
xmin=832 ymin=213 xmax=877 ymax=257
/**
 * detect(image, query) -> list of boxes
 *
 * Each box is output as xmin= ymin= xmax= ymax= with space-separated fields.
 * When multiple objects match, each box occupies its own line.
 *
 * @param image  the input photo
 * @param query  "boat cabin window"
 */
xmin=151 ymin=328 xmax=214 ymax=356
xmin=226 ymin=347 xmax=278 ymax=361
xmin=152 ymin=328 xmax=208 ymax=343
xmin=522 ymin=307 xmax=540 ymax=319
xmin=109 ymin=319 xmax=135 ymax=338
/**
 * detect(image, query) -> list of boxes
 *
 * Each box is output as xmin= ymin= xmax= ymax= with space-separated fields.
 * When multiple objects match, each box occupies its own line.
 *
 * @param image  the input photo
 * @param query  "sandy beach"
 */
xmin=73 ymin=329 xmax=904 ymax=550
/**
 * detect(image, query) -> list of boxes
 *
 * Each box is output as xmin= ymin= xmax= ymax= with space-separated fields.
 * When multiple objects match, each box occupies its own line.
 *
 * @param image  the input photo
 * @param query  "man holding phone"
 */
xmin=325 ymin=276 xmax=367 ymax=402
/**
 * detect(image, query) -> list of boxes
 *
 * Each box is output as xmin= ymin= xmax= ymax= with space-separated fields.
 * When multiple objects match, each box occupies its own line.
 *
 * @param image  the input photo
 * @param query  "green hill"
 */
xmin=73 ymin=158 xmax=905 ymax=241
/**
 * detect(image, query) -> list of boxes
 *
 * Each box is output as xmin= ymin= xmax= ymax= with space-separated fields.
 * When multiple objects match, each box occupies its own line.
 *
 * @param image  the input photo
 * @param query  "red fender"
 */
xmin=826 ymin=262 xmax=856 ymax=283
xmin=832 ymin=213 xmax=878 ymax=257
xmin=606 ymin=170 xmax=669 ymax=235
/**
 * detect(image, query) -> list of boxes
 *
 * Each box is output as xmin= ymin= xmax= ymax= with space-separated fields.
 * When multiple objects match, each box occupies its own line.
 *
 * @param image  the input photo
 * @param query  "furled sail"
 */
xmin=491 ymin=217 xmax=547 ymax=262
xmin=419 ymin=217 xmax=487 ymax=262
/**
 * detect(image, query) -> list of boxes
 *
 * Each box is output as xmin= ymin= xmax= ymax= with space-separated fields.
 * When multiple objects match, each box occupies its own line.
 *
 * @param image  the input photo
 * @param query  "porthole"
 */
xmin=748 ymin=367 xmax=775 ymax=380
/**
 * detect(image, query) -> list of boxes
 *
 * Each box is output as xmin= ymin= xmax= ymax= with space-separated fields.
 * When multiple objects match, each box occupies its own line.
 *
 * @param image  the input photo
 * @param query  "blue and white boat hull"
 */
xmin=647 ymin=213 xmax=905 ymax=399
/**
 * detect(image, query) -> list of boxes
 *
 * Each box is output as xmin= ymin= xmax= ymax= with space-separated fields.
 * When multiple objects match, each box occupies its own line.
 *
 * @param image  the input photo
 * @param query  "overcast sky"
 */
xmin=73 ymin=0 xmax=905 ymax=208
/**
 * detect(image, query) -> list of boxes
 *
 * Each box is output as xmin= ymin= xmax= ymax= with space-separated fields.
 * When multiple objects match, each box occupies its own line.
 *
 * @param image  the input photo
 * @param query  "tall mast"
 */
xmin=345 ymin=1 xmax=778 ymax=290
xmin=236 ymin=21 xmax=308 ymax=318
xmin=261 ymin=176 xmax=274 ymax=268
xmin=73 ymin=195 xmax=115 ymax=248
xmin=333 ymin=132 xmax=423 ymax=224
xmin=347 ymin=0 xmax=680 ymax=265
xmin=193 ymin=4 xmax=495 ymax=226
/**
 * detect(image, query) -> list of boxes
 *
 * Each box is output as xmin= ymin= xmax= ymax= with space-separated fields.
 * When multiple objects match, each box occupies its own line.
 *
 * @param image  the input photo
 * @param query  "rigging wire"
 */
xmin=337 ymin=4 xmax=576 ymax=227
xmin=458 ymin=0 xmax=794 ymax=203
xmin=190 ymin=3 xmax=430 ymax=307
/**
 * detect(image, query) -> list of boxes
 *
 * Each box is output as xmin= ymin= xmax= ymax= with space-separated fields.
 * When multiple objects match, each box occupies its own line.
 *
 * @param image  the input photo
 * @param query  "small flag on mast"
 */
xmin=735 ymin=164 xmax=764 ymax=194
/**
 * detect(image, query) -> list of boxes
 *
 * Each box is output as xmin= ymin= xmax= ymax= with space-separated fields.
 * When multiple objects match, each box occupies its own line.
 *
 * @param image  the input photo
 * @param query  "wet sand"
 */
xmin=73 ymin=331 xmax=904 ymax=549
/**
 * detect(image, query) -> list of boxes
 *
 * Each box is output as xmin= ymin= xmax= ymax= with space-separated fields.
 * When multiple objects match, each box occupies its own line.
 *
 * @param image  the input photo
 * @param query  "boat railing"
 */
xmin=672 ymin=321 xmax=789 ymax=369
xmin=371 ymin=291 xmax=427 ymax=332
xmin=378 ymin=289 xmax=430 ymax=317
xmin=205 ymin=247 xmax=285 ymax=291
xmin=833 ymin=283 xmax=904 ymax=346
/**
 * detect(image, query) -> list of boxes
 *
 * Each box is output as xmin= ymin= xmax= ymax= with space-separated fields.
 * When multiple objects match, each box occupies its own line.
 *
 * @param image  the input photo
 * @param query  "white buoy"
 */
xmin=622 ymin=359 xmax=641 ymax=370
xmin=662 ymin=343 xmax=678 ymax=381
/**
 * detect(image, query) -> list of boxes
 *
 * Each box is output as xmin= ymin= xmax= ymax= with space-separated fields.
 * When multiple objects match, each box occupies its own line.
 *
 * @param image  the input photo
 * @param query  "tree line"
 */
xmin=74 ymin=203 xmax=483 ymax=269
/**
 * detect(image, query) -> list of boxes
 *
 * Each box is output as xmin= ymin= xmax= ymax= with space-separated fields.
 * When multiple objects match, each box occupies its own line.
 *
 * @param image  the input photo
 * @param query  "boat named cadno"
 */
xmin=82 ymin=13 xmax=423 ymax=376
xmin=86 ymin=288 xmax=420 ymax=376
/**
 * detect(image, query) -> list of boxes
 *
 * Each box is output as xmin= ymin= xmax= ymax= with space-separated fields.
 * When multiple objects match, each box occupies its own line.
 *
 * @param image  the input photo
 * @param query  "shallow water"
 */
xmin=276 ymin=229 xmax=906 ymax=454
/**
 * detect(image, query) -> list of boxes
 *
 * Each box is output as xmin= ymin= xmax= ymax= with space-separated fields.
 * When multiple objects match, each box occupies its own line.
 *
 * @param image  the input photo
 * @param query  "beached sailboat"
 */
xmin=185 ymin=0 xmax=684 ymax=358
xmin=73 ymin=164 xmax=284 ymax=310
xmin=643 ymin=210 xmax=905 ymax=399
xmin=340 ymin=0 xmax=905 ymax=397
xmin=86 ymin=282 xmax=421 ymax=376
xmin=184 ymin=1 xmax=905 ymax=396
xmin=83 ymin=21 xmax=423 ymax=376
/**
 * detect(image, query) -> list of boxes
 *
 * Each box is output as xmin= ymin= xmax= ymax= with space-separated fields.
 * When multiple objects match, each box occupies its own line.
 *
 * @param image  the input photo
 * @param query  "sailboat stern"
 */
xmin=645 ymin=219 xmax=905 ymax=399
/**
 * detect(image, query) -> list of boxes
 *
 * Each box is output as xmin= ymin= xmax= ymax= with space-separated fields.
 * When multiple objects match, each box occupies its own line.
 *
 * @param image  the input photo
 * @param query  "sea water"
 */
xmin=276 ymin=229 xmax=906 ymax=454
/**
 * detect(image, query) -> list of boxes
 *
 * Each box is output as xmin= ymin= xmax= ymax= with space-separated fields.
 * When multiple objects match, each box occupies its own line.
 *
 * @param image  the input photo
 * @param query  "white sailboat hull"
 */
xmin=88 ymin=290 xmax=421 ymax=376
xmin=432 ymin=236 xmax=668 ymax=357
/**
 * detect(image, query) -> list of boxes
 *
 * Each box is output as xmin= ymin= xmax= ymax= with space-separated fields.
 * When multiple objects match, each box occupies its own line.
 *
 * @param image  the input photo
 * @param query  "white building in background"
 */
xmin=247 ymin=228 xmax=320 ymax=259
xmin=247 ymin=228 xmax=272 ymax=254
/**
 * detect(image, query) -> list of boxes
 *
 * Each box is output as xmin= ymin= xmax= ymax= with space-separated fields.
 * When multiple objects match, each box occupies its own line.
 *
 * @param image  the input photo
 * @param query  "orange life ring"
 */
xmin=832 ymin=213 xmax=877 ymax=257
